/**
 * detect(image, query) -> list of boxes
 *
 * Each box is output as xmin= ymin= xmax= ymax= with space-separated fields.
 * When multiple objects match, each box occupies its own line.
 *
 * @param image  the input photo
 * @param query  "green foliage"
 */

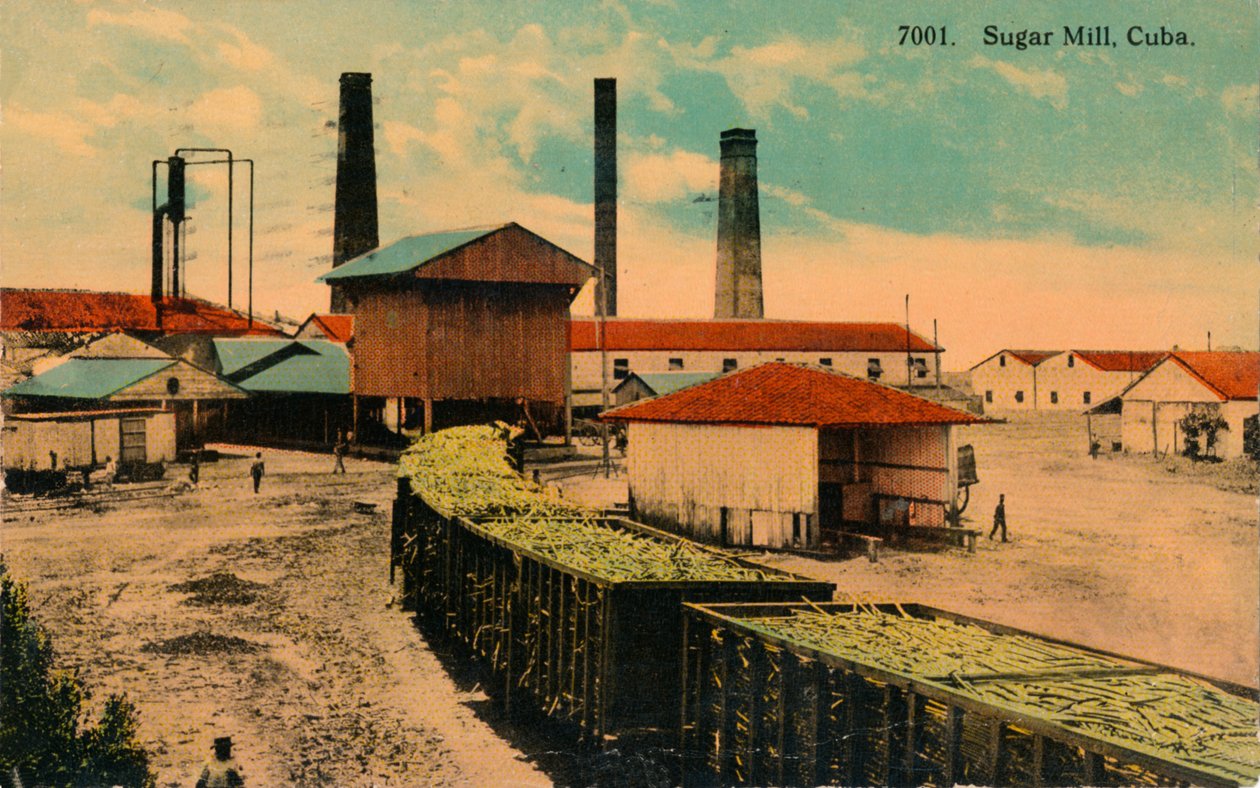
xmin=1244 ymin=414 xmax=1260 ymax=460
xmin=0 ymin=558 xmax=156 ymax=788
xmin=1179 ymin=409 xmax=1229 ymax=460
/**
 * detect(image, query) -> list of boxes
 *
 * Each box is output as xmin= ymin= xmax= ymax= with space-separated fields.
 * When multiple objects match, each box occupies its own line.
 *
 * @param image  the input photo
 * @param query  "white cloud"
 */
xmin=970 ymin=55 xmax=1068 ymax=109
xmin=187 ymin=85 xmax=263 ymax=131
xmin=214 ymin=28 xmax=275 ymax=72
xmin=5 ymin=106 xmax=98 ymax=157
xmin=85 ymin=5 xmax=195 ymax=44
xmin=1115 ymin=81 xmax=1142 ymax=97
xmin=623 ymin=149 xmax=715 ymax=203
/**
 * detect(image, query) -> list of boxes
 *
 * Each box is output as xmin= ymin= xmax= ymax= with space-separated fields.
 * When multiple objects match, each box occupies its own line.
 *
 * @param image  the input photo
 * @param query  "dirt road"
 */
xmin=3 ymin=448 xmax=552 ymax=787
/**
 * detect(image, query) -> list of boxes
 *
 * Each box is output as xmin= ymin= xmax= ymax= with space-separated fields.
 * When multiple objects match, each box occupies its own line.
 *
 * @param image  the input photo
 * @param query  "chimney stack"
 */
xmin=593 ymin=78 xmax=617 ymax=316
xmin=713 ymin=128 xmax=763 ymax=319
xmin=331 ymin=72 xmax=379 ymax=313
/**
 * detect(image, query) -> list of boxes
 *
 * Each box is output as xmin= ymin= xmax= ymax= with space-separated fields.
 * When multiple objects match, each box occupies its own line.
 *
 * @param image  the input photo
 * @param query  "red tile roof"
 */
xmin=0 ymin=289 xmax=283 ymax=336
xmin=1072 ymin=350 xmax=1168 ymax=372
xmin=569 ymin=318 xmax=939 ymax=353
xmin=1007 ymin=349 xmax=1060 ymax=366
xmin=602 ymin=362 xmax=989 ymax=428
xmin=309 ymin=314 xmax=354 ymax=343
xmin=1167 ymin=351 xmax=1259 ymax=401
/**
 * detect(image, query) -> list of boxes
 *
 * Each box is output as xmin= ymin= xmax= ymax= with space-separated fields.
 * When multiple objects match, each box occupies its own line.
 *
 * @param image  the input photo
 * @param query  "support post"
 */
xmin=423 ymin=398 xmax=433 ymax=435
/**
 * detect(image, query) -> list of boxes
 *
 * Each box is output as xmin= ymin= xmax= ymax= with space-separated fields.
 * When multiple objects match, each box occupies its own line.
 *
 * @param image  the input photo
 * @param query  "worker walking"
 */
xmin=989 ymin=494 xmax=1008 ymax=542
xmin=250 ymin=453 xmax=265 ymax=494
xmin=332 ymin=432 xmax=348 ymax=474
xmin=196 ymin=736 xmax=244 ymax=788
xmin=102 ymin=455 xmax=117 ymax=489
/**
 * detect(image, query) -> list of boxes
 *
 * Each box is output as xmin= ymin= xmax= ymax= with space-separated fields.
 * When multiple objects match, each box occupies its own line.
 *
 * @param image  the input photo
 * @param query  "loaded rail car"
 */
xmin=679 ymin=601 xmax=1260 ymax=787
xmin=393 ymin=491 xmax=833 ymax=741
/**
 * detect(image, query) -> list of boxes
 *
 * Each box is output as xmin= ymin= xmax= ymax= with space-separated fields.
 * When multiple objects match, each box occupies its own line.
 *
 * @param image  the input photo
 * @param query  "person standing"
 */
xmin=332 ymin=432 xmax=348 ymax=475
xmin=989 ymin=494 xmax=1008 ymax=542
xmin=189 ymin=449 xmax=201 ymax=484
xmin=250 ymin=453 xmax=265 ymax=494
xmin=196 ymin=736 xmax=244 ymax=787
xmin=102 ymin=455 xmax=117 ymax=489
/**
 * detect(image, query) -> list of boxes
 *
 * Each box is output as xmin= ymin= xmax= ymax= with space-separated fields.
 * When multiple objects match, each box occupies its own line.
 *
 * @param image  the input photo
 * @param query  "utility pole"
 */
xmin=905 ymin=294 xmax=912 ymax=388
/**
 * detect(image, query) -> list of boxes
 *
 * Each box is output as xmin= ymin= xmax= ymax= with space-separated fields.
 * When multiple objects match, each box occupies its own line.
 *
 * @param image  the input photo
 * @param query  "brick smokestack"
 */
xmin=713 ymin=128 xmax=763 ymax=319
xmin=593 ymin=78 xmax=617 ymax=316
xmin=331 ymin=72 xmax=379 ymax=313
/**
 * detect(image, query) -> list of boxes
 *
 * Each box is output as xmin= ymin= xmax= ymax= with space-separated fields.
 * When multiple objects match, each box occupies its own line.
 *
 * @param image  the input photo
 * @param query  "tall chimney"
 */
xmin=331 ymin=72 xmax=379 ymax=313
xmin=593 ymin=78 xmax=617 ymax=317
xmin=713 ymin=128 xmax=763 ymax=319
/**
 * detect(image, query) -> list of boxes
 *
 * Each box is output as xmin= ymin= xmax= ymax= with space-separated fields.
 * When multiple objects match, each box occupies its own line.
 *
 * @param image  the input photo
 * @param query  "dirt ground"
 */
xmin=3 ymin=412 xmax=1256 ymax=785
xmin=3 ymin=447 xmax=554 ymax=787
xmin=556 ymin=412 xmax=1259 ymax=688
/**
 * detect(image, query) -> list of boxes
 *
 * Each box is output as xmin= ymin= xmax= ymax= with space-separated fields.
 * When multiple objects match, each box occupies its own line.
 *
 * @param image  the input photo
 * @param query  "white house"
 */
xmin=601 ymin=362 xmax=988 ymax=551
xmin=570 ymin=317 xmax=942 ymax=411
xmin=1034 ymin=350 xmax=1167 ymax=410
xmin=1099 ymin=351 xmax=1258 ymax=459
xmin=969 ymin=349 xmax=1060 ymax=410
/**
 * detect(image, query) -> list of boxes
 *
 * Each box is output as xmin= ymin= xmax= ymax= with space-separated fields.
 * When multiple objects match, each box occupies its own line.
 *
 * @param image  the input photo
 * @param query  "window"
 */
xmin=1083 ymin=391 xmax=1092 ymax=405
xmin=120 ymin=418 xmax=146 ymax=464
xmin=1015 ymin=390 xmax=1025 ymax=403
xmin=985 ymin=390 xmax=993 ymax=403
xmin=775 ymin=357 xmax=785 ymax=362
xmin=722 ymin=358 xmax=737 ymax=373
xmin=1067 ymin=355 xmax=1075 ymax=368
xmin=911 ymin=357 xmax=929 ymax=378
xmin=613 ymin=358 xmax=629 ymax=380
xmin=867 ymin=358 xmax=883 ymax=380
xmin=819 ymin=358 xmax=832 ymax=367
xmin=1000 ymin=355 xmax=1007 ymax=367
xmin=1050 ymin=391 xmax=1059 ymax=404
xmin=668 ymin=357 xmax=684 ymax=370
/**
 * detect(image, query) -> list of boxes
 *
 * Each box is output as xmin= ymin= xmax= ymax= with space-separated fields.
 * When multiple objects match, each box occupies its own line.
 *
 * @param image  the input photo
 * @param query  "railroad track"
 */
xmin=3 ymin=482 xmax=181 ymax=515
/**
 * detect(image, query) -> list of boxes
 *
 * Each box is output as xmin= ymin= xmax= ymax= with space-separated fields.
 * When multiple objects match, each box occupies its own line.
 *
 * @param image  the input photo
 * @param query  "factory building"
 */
xmin=1088 ymin=351 xmax=1258 ymax=459
xmin=603 ymin=362 xmax=987 ymax=551
xmin=570 ymin=318 xmax=942 ymax=411
xmin=320 ymin=222 xmax=593 ymax=438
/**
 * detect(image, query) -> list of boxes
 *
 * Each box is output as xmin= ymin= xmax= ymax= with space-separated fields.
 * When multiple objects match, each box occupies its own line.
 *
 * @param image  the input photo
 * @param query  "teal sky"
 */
xmin=1 ymin=0 xmax=1255 ymax=367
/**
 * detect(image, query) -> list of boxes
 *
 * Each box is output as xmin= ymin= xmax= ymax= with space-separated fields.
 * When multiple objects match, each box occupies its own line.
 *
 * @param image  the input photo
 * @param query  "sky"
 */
xmin=1 ymin=0 xmax=1256 ymax=369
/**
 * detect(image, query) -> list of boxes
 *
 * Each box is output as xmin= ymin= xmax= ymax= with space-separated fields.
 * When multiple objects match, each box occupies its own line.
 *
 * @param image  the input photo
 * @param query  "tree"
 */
xmin=1179 ymin=410 xmax=1229 ymax=460
xmin=0 ymin=558 xmax=156 ymax=788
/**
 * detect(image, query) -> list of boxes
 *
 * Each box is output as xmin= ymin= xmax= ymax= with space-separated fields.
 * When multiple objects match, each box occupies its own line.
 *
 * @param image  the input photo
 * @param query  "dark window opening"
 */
xmin=1015 ymin=390 xmax=1025 ymax=403
xmin=985 ymin=390 xmax=993 ymax=403
xmin=819 ymin=358 xmax=832 ymax=367
xmin=867 ymin=358 xmax=883 ymax=380
xmin=722 ymin=358 xmax=737 ymax=373
xmin=911 ymin=357 xmax=929 ymax=378
xmin=792 ymin=513 xmax=803 ymax=546
xmin=775 ymin=357 xmax=785 ymax=362
xmin=1068 ymin=355 xmax=1075 ymax=368
xmin=1083 ymin=391 xmax=1092 ymax=404
xmin=1050 ymin=391 xmax=1059 ymax=404
xmin=668 ymin=357 xmax=684 ymax=370
xmin=613 ymin=358 xmax=629 ymax=380
xmin=1000 ymin=355 xmax=1007 ymax=367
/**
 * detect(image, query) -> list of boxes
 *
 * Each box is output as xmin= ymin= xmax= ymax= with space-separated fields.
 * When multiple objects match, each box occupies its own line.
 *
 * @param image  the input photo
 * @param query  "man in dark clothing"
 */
xmin=250 ymin=453 xmax=265 ymax=494
xmin=196 ymin=736 xmax=244 ymax=787
xmin=989 ymin=494 xmax=1008 ymax=542
xmin=189 ymin=450 xmax=201 ymax=484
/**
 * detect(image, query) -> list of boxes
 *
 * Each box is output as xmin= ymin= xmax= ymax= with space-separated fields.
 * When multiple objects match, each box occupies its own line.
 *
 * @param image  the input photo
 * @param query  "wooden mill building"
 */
xmin=602 ymin=362 xmax=989 ymax=551
xmin=319 ymin=222 xmax=593 ymax=437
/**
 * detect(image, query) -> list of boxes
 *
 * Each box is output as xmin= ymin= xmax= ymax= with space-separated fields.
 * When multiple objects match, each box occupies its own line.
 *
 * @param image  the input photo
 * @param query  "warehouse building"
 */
xmin=602 ymin=362 xmax=988 ymax=551
xmin=570 ymin=318 xmax=942 ymax=412
xmin=319 ymin=222 xmax=593 ymax=439
xmin=970 ymin=348 xmax=1168 ymax=411
xmin=968 ymin=349 xmax=1060 ymax=410
xmin=1089 ymin=351 xmax=1258 ymax=459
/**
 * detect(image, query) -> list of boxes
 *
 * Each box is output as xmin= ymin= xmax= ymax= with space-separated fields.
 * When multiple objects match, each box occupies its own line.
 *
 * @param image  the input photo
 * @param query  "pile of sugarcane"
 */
xmin=740 ymin=604 xmax=1125 ymax=678
xmin=398 ymin=424 xmax=586 ymax=519
xmin=479 ymin=517 xmax=781 ymax=583
xmin=736 ymin=605 xmax=1260 ymax=784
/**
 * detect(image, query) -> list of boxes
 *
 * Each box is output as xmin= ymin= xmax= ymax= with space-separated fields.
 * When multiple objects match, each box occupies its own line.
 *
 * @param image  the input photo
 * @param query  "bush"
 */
xmin=0 ymin=558 xmax=155 ymax=788
xmin=1179 ymin=410 xmax=1229 ymax=460
xmin=1244 ymin=414 xmax=1260 ymax=460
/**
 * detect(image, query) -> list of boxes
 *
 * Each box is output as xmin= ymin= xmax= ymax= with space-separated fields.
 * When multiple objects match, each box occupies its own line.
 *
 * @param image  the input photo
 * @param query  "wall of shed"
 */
xmin=1122 ymin=398 xmax=1252 ymax=458
xmin=627 ymin=421 xmax=818 ymax=549
xmin=351 ymin=281 xmax=570 ymax=404
xmin=416 ymin=225 xmax=590 ymax=285
xmin=820 ymin=426 xmax=953 ymax=527
xmin=573 ymin=349 xmax=936 ymax=408
xmin=106 ymin=361 xmax=245 ymax=401
xmin=2 ymin=412 xmax=174 ymax=470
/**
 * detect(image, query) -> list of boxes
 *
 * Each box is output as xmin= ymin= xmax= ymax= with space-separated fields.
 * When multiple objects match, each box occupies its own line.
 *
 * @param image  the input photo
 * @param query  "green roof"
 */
xmin=2 ymin=358 xmax=174 ymax=399
xmin=619 ymin=371 xmax=720 ymax=396
xmin=317 ymin=226 xmax=503 ymax=282
xmin=216 ymin=339 xmax=350 ymax=395
xmin=213 ymin=338 xmax=297 ymax=376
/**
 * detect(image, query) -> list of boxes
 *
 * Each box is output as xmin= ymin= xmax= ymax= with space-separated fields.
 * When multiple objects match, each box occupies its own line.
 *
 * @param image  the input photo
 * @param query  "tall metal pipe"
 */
xmin=594 ymin=78 xmax=617 ymax=317
xmin=331 ymin=72 xmax=379 ymax=313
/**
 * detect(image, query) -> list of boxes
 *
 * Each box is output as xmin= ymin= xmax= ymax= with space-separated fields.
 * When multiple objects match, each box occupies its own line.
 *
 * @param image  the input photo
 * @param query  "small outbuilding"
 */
xmin=611 ymin=371 xmax=719 ymax=406
xmin=602 ymin=362 xmax=989 ymax=551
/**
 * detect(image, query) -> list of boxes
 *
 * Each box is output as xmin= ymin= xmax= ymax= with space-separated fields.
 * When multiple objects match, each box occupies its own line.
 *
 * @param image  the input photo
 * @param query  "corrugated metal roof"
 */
xmin=0 ymin=289 xmax=284 ymax=335
xmin=2 ymin=358 xmax=175 ymax=399
xmin=318 ymin=226 xmax=503 ymax=281
xmin=569 ymin=318 xmax=940 ymax=353
xmin=616 ymin=371 xmax=720 ymax=396
xmin=603 ymin=362 xmax=990 ymax=428
xmin=215 ymin=339 xmax=351 ymax=395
